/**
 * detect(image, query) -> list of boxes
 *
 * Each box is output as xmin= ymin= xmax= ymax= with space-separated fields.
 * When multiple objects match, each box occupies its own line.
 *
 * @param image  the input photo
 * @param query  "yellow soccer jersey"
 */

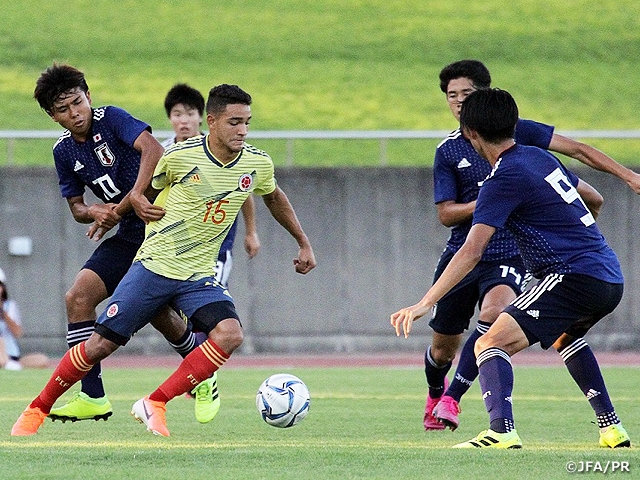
xmin=135 ymin=135 xmax=276 ymax=280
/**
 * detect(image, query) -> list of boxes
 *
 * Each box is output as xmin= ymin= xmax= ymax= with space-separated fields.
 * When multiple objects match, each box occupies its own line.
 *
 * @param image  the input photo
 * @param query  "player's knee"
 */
xmin=430 ymin=342 xmax=458 ymax=364
xmin=64 ymin=288 xmax=95 ymax=320
xmin=211 ymin=319 xmax=243 ymax=354
xmin=84 ymin=334 xmax=119 ymax=362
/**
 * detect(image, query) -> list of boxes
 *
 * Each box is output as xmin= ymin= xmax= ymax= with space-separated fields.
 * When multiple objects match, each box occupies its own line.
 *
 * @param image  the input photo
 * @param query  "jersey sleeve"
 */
xmin=105 ymin=106 xmax=151 ymax=147
xmin=515 ymin=118 xmax=555 ymax=149
xmin=53 ymin=146 xmax=85 ymax=198
xmin=151 ymin=153 xmax=171 ymax=191
xmin=252 ymin=158 xmax=277 ymax=196
xmin=433 ymin=147 xmax=458 ymax=204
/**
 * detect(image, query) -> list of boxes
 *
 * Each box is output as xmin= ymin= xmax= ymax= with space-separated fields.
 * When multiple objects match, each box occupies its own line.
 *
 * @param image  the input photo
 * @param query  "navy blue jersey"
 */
xmin=433 ymin=118 xmax=554 ymax=261
xmin=53 ymin=106 xmax=149 ymax=244
xmin=473 ymin=144 xmax=623 ymax=283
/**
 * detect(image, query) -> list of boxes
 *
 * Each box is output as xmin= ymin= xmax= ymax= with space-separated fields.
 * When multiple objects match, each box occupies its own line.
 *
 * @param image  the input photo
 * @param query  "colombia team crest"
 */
xmin=238 ymin=173 xmax=254 ymax=192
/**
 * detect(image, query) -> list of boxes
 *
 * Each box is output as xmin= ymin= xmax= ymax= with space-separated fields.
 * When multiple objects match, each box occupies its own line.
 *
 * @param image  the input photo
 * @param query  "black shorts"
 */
xmin=82 ymin=236 xmax=141 ymax=296
xmin=504 ymin=273 xmax=623 ymax=349
xmin=429 ymin=249 xmax=527 ymax=336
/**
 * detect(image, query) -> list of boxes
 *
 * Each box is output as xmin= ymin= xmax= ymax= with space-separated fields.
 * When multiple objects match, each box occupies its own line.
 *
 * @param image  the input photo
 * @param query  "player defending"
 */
xmin=12 ymin=84 xmax=316 ymax=437
xmin=392 ymin=88 xmax=630 ymax=449
xmin=422 ymin=60 xmax=640 ymax=433
xmin=32 ymin=64 xmax=215 ymax=424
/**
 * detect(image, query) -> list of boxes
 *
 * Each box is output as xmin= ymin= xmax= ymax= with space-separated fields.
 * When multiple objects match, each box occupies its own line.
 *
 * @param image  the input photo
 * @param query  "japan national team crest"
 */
xmin=94 ymin=143 xmax=116 ymax=166
xmin=238 ymin=173 xmax=253 ymax=192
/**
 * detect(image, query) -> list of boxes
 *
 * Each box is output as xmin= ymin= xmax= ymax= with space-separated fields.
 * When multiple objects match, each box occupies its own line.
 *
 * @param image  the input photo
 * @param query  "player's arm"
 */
xmin=241 ymin=195 xmax=261 ymax=258
xmin=436 ymin=200 xmax=477 ymax=227
xmin=549 ymin=134 xmax=640 ymax=194
xmin=129 ymin=130 xmax=166 ymax=224
xmin=66 ymin=195 xmax=121 ymax=227
xmin=261 ymin=186 xmax=316 ymax=274
xmin=577 ymin=178 xmax=604 ymax=219
xmin=391 ymin=223 xmax=495 ymax=338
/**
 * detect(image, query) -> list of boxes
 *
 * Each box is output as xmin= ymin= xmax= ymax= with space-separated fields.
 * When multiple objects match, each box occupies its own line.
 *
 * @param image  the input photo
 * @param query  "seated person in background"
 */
xmin=0 ymin=268 xmax=49 ymax=370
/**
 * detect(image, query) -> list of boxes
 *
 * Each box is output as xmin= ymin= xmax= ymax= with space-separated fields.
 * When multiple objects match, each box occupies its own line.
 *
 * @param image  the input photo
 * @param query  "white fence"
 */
xmin=3 ymin=130 xmax=640 ymax=166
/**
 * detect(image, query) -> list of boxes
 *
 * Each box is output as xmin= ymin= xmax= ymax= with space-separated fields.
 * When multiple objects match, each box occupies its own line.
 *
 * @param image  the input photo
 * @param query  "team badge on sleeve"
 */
xmin=238 ymin=173 xmax=254 ymax=192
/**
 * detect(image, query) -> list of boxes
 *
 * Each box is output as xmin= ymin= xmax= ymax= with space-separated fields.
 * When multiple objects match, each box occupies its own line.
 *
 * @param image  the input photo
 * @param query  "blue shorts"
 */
xmin=429 ymin=249 xmax=527 ymax=336
xmin=82 ymin=236 xmax=141 ymax=296
xmin=95 ymin=261 xmax=239 ymax=346
xmin=504 ymin=273 xmax=623 ymax=349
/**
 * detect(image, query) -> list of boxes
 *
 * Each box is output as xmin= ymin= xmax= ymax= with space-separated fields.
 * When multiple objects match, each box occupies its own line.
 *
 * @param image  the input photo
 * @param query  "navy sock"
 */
xmin=446 ymin=321 xmax=491 ymax=401
xmin=168 ymin=329 xmax=198 ymax=358
xmin=559 ymin=338 xmax=618 ymax=427
xmin=424 ymin=346 xmax=451 ymax=399
xmin=477 ymin=348 xmax=515 ymax=433
xmin=67 ymin=321 xmax=105 ymax=398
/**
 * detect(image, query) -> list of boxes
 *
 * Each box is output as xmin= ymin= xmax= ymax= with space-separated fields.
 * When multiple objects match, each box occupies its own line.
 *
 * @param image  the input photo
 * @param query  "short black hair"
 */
xmin=439 ymin=59 xmax=491 ymax=93
xmin=206 ymin=84 xmax=252 ymax=115
xmin=459 ymin=88 xmax=518 ymax=143
xmin=34 ymin=63 xmax=89 ymax=114
xmin=164 ymin=83 xmax=205 ymax=117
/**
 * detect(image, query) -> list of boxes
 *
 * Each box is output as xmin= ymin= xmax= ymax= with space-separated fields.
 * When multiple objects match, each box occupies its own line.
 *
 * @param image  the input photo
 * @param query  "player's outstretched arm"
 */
xmin=549 ymin=134 xmax=640 ymax=194
xmin=261 ymin=186 xmax=316 ymax=274
xmin=241 ymin=195 xmax=261 ymax=258
xmin=390 ymin=223 xmax=494 ymax=338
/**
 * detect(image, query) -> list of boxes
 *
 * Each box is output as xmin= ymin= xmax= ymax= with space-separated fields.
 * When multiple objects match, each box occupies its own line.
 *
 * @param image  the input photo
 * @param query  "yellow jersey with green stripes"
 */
xmin=134 ymin=135 xmax=276 ymax=280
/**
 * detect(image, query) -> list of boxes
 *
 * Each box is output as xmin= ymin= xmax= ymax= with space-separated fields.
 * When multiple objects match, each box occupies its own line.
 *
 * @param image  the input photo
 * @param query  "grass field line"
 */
xmin=0 ymin=439 xmax=620 ymax=452
xmin=3 ymin=394 xmax=636 ymax=403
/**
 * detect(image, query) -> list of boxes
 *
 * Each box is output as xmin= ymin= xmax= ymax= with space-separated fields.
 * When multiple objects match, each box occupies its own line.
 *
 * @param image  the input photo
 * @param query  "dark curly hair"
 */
xmin=34 ymin=63 xmax=89 ymax=114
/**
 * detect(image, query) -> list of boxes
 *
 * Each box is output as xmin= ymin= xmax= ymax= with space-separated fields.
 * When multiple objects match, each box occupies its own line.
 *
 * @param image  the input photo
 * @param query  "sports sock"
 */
xmin=445 ymin=321 xmax=491 ymax=401
xmin=67 ymin=321 xmax=105 ymax=398
xmin=559 ymin=338 xmax=618 ymax=427
xmin=477 ymin=348 xmax=515 ymax=434
xmin=149 ymin=339 xmax=229 ymax=403
xmin=425 ymin=346 xmax=451 ymax=399
xmin=30 ymin=343 xmax=94 ymax=413
xmin=168 ymin=329 xmax=198 ymax=358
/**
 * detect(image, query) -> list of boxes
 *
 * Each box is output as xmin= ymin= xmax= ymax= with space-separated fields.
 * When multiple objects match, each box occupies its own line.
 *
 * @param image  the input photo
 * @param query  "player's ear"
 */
xmin=206 ymin=113 xmax=216 ymax=129
xmin=86 ymin=90 xmax=92 ymax=105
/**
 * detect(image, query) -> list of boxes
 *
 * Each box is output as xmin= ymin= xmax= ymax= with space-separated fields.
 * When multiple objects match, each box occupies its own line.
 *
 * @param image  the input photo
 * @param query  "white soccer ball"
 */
xmin=256 ymin=373 xmax=310 ymax=428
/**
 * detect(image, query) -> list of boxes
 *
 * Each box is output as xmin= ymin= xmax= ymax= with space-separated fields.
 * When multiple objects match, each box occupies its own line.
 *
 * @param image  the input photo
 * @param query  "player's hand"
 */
xmin=88 ymin=203 xmax=121 ymax=229
xmin=130 ymin=190 xmax=165 ymax=224
xmin=86 ymin=223 xmax=112 ymax=241
xmin=390 ymin=303 xmax=432 ymax=338
xmin=244 ymin=232 xmax=261 ymax=258
xmin=293 ymin=244 xmax=316 ymax=274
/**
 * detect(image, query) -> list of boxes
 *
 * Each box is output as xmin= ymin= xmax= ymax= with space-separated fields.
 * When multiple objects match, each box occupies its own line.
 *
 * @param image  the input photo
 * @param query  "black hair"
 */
xmin=459 ymin=88 xmax=518 ymax=143
xmin=164 ymin=83 xmax=205 ymax=117
xmin=34 ymin=63 xmax=89 ymax=114
xmin=206 ymin=84 xmax=252 ymax=115
xmin=439 ymin=59 xmax=492 ymax=93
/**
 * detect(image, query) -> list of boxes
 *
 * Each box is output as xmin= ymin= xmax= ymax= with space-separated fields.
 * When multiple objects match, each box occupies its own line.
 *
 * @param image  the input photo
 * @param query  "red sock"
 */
xmin=30 ymin=343 xmax=94 ymax=413
xmin=149 ymin=339 xmax=229 ymax=403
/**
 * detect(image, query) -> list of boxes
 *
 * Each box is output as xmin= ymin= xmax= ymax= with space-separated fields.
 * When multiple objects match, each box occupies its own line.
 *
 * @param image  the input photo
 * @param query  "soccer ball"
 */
xmin=256 ymin=373 xmax=310 ymax=428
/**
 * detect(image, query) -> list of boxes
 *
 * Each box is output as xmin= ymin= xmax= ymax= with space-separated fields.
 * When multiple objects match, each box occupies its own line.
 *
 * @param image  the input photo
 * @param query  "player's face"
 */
xmin=169 ymin=103 xmax=202 ymax=142
xmin=446 ymin=77 xmax=476 ymax=122
xmin=206 ymin=104 xmax=251 ymax=162
xmin=50 ymin=88 xmax=93 ymax=141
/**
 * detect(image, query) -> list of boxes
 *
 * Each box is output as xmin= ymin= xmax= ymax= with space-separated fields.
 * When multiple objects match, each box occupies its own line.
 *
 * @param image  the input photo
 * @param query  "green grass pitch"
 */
xmin=1 ymin=364 xmax=639 ymax=479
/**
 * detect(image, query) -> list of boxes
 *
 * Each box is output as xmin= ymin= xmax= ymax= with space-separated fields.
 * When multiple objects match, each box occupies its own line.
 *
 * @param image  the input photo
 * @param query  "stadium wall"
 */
xmin=1 ymin=166 xmax=639 ymax=356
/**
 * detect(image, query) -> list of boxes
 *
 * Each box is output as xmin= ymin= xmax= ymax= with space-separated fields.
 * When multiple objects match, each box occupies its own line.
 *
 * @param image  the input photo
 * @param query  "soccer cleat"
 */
xmin=423 ymin=378 xmax=448 ymax=430
xmin=49 ymin=391 xmax=113 ymax=422
xmin=193 ymin=373 xmax=221 ymax=423
xmin=599 ymin=423 xmax=631 ymax=448
xmin=131 ymin=396 xmax=170 ymax=437
xmin=432 ymin=395 xmax=461 ymax=431
xmin=452 ymin=429 xmax=522 ymax=449
xmin=11 ymin=407 xmax=48 ymax=436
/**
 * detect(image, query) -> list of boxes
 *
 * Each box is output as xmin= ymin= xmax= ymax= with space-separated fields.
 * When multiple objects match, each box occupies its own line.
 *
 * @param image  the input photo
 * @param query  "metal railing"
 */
xmin=3 ymin=129 xmax=640 ymax=166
